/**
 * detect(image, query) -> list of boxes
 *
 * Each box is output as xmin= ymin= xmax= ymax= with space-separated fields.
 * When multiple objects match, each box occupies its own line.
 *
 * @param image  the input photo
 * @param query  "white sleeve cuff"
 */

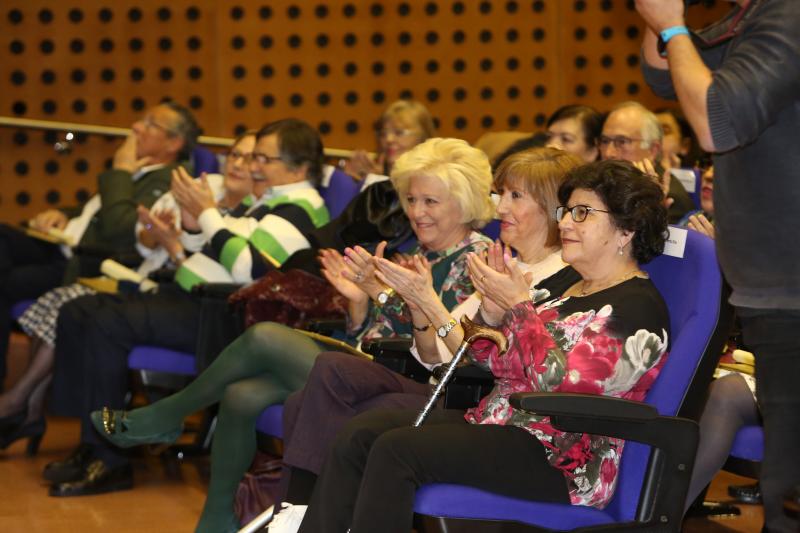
xmin=198 ymin=208 xmax=227 ymax=242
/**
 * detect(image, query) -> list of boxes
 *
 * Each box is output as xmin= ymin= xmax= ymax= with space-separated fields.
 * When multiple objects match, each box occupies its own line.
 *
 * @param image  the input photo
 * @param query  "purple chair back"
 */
xmin=319 ymin=167 xmax=362 ymax=219
xmin=256 ymin=405 xmax=284 ymax=439
xmin=128 ymin=346 xmax=197 ymax=376
xmin=730 ymin=425 xmax=764 ymax=462
xmin=192 ymin=146 xmax=220 ymax=175
xmin=414 ymin=228 xmax=724 ymax=528
xmin=11 ymin=300 xmax=34 ymax=321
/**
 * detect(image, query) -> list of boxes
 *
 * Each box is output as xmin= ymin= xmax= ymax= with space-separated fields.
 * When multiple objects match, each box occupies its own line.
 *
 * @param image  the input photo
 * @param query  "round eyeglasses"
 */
xmin=556 ymin=205 xmax=610 ymax=223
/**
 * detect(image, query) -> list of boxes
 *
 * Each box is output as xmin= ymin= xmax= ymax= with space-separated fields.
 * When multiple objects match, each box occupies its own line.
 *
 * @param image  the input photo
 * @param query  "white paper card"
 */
xmin=670 ymin=168 xmax=697 ymax=193
xmin=663 ymin=226 xmax=687 ymax=258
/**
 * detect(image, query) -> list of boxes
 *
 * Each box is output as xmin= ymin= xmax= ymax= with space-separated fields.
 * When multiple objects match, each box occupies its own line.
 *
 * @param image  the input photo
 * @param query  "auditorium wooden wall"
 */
xmin=1 ymin=1 xmax=727 ymax=224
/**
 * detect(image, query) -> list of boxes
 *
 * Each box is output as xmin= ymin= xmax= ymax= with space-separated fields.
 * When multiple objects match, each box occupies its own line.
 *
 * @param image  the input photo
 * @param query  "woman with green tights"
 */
xmin=91 ymin=138 xmax=495 ymax=533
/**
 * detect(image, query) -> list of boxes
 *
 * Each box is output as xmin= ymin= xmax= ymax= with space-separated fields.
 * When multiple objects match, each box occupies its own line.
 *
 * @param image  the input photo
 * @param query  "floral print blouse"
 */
xmin=351 ymin=231 xmax=491 ymax=343
xmin=465 ymin=266 xmax=670 ymax=509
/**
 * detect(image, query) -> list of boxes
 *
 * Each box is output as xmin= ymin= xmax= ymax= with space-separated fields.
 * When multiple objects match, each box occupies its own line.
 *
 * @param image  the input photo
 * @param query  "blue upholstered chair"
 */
xmin=318 ymin=167 xmax=362 ymax=219
xmin=10 ymin=300 xmax=33 ymax=321
xmin=413 ymin=228 xmax=730 ymax=532
xmin=191 ymin=146 xmax=221 ymax=175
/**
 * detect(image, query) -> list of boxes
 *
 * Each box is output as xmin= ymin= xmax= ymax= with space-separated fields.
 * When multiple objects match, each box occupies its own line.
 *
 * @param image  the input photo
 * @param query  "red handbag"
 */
xmin=228 ymin=269 xmax=347 ymax=329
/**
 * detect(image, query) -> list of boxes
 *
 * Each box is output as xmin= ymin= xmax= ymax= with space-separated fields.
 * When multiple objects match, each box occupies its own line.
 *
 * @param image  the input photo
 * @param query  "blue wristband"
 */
xmin=658 ymin=25 xmax=690 ymax=56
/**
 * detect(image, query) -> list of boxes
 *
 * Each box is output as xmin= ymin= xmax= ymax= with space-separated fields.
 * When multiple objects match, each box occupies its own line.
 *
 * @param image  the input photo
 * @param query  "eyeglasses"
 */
xmin=598 ymin=135 xmax=646 ymax=151
xmin=226 ymin=150 xmax=253 ymax=162
xmin=556 ymin=205 xmax=610 ymax=223
xmin=141 ymin=115 xmax=177 ymax=136
xmin=251 ymin=152 xmax=285 ymax=165
xmin=378 ymin=127 xmax=418 ymax=139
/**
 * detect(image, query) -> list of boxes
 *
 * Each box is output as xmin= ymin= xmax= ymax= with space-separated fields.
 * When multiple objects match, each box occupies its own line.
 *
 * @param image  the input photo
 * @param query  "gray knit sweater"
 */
xmin=642 ymin=0 xmax=800 ymax=309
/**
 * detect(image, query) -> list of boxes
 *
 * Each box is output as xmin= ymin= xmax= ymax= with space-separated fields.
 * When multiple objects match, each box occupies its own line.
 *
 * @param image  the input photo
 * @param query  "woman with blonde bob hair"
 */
xmin=91 ymin=138 xmax=494 ymax=533
xmin=261 ymin=147 xmax=583 ymax=529
xmin=391 ymin=137 xmax=495 ymax=231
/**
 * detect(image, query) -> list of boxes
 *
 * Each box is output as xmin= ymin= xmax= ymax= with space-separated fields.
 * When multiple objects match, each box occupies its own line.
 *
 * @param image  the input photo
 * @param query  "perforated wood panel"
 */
xmin=1 ymin=0 xmax=728 ymax=224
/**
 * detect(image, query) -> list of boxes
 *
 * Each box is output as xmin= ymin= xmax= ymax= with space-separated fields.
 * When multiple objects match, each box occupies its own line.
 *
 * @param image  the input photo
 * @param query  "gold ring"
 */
xmin=480 ymin=275 xmax=486 ymax=282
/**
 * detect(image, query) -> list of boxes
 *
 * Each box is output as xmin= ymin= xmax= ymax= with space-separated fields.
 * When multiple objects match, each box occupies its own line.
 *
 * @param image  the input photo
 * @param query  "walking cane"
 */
xmin=413 ymin=315 xmax=507 ymax=427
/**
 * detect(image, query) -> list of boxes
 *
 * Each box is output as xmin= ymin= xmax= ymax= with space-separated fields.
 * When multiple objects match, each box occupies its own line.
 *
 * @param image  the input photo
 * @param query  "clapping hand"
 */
xmin=343 ymin=150 xmax=384 ymax=179
xmin=342 ymin=242 xmax=388 ymax=298
xmin=374 ymin=254 xmax=436 ymax=312
xmin=137 ymin=206 xmax=182 ymax=255
xmin=171 ymin=167 xmax=216 ymax=218
xmin=467 ymin=243 xmax=533 ymax=322
xmin=319 ymin=248 xmax=369 ymax=304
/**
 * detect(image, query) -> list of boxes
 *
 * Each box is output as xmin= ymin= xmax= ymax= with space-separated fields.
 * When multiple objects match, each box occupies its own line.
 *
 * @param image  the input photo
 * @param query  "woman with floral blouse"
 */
xmin=295 ymin=159 xmax=671 ymax=533
xmin=90 ymin=138 xmax=495 ymax=533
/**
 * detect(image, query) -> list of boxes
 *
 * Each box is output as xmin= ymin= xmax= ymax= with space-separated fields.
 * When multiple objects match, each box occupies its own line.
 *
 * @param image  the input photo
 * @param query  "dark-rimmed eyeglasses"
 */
xmin=556 ymin=205 xmax=610 ymax=223
xmin=251 ymin=152 xmax=285 ymax=165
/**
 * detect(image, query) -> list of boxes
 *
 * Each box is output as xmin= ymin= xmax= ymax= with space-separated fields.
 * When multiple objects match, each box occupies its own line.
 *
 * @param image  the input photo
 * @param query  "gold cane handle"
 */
xmin=460 ymin=315 xmax=508 ymax=355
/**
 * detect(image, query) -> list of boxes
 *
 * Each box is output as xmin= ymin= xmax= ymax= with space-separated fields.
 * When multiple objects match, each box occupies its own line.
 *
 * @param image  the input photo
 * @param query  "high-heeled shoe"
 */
xmin=90 ymin=407 xmax=182 ymax=449
xmin=0 ymin=417 xmax=46 ymax=456
xmin=0 ymin=408 xmax=27 ymax=432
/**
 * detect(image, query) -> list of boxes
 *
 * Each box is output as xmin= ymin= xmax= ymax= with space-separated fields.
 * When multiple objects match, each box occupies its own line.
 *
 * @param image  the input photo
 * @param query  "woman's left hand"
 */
xmin=374 ymin=255 xmax=437 ymax=310
xmin=467 ymin=251 xmax=533 ymax=311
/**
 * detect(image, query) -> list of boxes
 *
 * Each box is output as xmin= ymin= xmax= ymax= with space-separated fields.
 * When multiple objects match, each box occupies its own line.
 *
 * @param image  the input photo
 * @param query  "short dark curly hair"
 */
xmin=557 ymin=160 xmax=668 ymax=263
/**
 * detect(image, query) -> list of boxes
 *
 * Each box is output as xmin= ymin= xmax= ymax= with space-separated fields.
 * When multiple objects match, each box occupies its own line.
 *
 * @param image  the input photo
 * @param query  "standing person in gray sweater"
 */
xmin=638 ymin=1 xmax=800 ymax=531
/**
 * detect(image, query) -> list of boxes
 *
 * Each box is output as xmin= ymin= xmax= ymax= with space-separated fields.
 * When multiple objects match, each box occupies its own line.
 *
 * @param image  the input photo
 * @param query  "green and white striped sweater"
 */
xmin=175 ymin=181 xmax=329 ymax=291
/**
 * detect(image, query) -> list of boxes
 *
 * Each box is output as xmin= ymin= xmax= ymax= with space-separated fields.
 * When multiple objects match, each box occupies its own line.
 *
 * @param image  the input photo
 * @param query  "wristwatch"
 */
xmin=437 ymin=318 xmax=457 ymax=339
xmin=657 ymin=25 xmax=690 ymax=57
xmin=376 ymin=288 xmax=395 ymax=305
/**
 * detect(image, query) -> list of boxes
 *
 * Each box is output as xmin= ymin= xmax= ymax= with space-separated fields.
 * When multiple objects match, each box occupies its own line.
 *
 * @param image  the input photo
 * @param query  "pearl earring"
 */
xmin=618 ymin=245 xmax=624 ymax=256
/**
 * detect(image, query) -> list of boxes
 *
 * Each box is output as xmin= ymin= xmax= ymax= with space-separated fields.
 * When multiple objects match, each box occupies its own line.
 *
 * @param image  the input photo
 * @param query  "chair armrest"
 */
xmin=510 ymin=391 xmax=698 ymax=528
xmin=146 ymin=267 xmax=176 ymax=283
xmin=509 ymin=392 xmax=677 ymax=446
xmin=191 ymin=282 xmax=243 ymax=298
xmin=304 ymin=318 xmax=347 ymax=335
xmin=360 ymin=337 xmax=431 ymax=384
xmin=510 ymin=392 xmax=657 ymax=424
xmin=361 ymin=337 xmax=413 ymax=355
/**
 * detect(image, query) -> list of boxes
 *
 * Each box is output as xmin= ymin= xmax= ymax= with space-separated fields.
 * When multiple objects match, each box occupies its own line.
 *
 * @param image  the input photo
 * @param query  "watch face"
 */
xmin=437 ymin=325 xmax=446 ymax=337
xmin=378 ymin=292 xmax=388 ymax=304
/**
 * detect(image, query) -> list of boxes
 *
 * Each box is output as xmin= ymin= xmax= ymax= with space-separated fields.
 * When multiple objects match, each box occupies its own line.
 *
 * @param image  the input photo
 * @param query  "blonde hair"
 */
xmin=381 ymin=100 xmax=437 ymax=141
xmin=494 ymin=147 xmax=584 ymax=247
xmin=391 ymin=138 xmax=494 ymax=229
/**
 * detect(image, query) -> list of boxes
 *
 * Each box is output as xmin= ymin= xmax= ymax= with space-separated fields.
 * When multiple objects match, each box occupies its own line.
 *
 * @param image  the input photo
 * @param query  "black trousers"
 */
xmin=740 ymin=309 xmax=800 ymax=533
xmin=0 ymin=224 xmax=67 ymax=386
xmin=299 ymin=408 xmax=570 ymax=533
xmin=50 ymin=285 xmax=201 ymax=453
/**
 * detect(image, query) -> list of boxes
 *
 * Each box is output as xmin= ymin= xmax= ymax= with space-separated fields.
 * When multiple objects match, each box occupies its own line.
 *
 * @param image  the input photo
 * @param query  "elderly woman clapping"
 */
xmin=296 ymin=159 xmax=672 ymax=533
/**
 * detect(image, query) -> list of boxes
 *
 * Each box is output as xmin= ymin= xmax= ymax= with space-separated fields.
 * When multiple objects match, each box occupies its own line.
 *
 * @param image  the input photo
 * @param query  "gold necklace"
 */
xmin=579 ymin=268 xmax=648 ymax=297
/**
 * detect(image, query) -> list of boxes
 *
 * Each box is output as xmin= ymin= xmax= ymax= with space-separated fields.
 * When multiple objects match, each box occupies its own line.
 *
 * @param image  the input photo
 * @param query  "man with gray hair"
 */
xmin=599 ymin=101 xmax=694 ymax=223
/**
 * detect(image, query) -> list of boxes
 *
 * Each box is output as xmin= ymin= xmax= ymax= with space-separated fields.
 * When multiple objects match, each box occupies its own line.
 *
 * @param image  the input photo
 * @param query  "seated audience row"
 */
xmin=0 ymin=95 xmax=720 ymax=533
